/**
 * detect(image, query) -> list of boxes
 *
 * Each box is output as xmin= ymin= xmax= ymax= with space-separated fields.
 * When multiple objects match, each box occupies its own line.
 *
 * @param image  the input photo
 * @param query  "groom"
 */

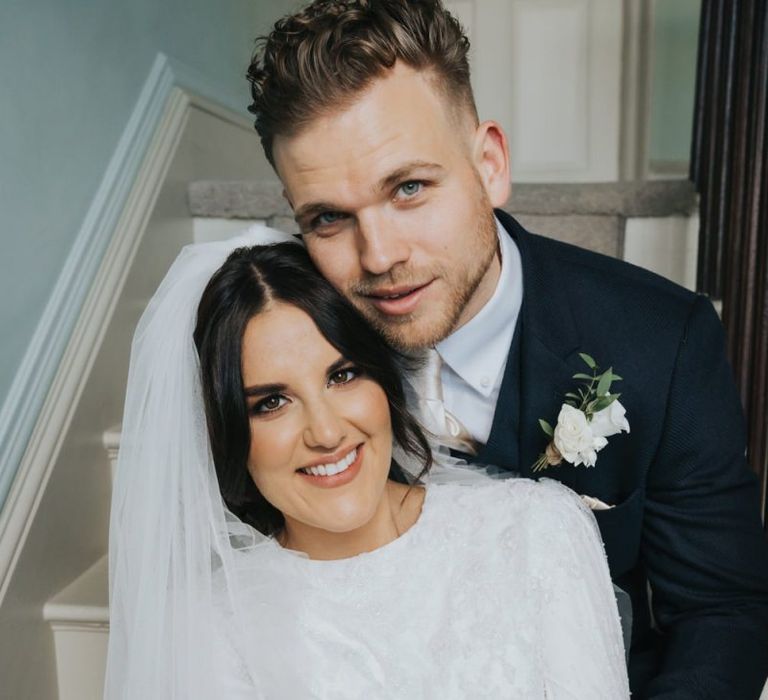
xmin=247 ymin=1 xmax=768 ymax=696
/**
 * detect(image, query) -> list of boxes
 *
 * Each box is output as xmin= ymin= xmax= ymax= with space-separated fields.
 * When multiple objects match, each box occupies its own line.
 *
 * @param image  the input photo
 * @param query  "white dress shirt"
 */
xmin=435 ymin=217 xmax=523 ymax=445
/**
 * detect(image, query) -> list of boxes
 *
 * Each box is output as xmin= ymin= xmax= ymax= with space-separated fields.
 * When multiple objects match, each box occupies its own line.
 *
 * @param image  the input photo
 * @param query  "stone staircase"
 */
xmin=187 ymin=179 xmax=699 ymax=287
xmin=46 ymin=180 xmax=768 ymax=700
xmin=41 ymin=427 xmax=119 ymax=700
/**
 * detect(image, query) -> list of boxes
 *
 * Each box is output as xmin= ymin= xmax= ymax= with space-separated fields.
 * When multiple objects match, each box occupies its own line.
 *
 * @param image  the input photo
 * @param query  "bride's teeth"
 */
xmin=301 ymin=448 xmax=358 ymax=477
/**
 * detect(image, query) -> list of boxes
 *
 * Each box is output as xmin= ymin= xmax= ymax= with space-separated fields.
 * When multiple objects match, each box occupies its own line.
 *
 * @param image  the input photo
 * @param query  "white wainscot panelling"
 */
xmin=463 ymin=0 xmax=622 ymax=182
xmin=511 ymin=0 xmax=590 ymax=175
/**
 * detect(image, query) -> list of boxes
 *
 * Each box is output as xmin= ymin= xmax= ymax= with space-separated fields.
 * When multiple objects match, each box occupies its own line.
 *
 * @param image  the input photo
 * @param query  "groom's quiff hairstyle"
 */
xmin=247 ymin=0 xmax=477 ymax=168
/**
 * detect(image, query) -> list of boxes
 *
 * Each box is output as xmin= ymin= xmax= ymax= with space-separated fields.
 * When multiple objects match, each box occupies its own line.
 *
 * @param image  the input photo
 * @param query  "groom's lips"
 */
xmin=365 ymin=281 xmax=434 ymax=316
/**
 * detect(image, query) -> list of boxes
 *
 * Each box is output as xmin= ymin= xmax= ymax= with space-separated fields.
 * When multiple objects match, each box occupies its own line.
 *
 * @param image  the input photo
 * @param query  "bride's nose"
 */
xmin=302 ymin=398 xmax=345 ymax=449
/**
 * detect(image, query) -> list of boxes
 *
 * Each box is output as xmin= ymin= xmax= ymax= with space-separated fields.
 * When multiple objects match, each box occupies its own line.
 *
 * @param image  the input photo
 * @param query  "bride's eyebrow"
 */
xmin=244 ymin=382 xmax=286 ymax=397
xmin=243 ymin=357 xmax=349 ymax=397
xmin=326 ymin=356 xmax=349 ymax=375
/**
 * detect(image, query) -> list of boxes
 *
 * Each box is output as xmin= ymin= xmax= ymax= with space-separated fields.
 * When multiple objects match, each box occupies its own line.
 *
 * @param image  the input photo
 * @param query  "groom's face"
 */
xmin=273 ymin=62 xmax=511 ymax=351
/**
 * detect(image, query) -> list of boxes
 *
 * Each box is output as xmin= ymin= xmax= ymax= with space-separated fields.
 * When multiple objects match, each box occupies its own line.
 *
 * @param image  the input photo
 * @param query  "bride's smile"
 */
xmin=296 ymin=443 xmax=363 ymax=483
xmin=241 ymin=301 xmax=408 ymax=558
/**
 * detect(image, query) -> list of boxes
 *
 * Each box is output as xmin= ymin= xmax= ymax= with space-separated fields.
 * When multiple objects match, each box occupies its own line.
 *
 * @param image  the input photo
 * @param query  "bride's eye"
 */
xmin=251 ymin=394 xmax=288 ymax=415
xmin=328 ymin=366 xmax=359 ymax=386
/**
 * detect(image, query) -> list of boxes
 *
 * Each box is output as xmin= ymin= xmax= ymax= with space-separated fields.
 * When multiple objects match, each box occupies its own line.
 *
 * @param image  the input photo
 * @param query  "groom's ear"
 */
xmin=472 ymin=120 xmax=511 ymax=209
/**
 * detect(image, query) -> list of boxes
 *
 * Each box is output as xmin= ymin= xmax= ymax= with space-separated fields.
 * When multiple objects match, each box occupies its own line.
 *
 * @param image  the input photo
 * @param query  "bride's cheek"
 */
xmin=362 ymin=384 xmax=392 ymax=439
xmin=246 ymin=418 xmax=301 ymax=492
xmin=345 ymin=383 xmax=393 ymax=466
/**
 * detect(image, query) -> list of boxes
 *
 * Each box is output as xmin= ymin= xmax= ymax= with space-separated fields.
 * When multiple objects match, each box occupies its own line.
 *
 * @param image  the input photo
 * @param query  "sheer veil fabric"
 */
xmin=105 ymin=225 xmax=302 ymax=699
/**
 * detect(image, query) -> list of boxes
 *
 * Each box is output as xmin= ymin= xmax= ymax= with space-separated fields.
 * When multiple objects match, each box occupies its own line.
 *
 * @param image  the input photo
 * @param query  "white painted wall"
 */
xmin=0 ymin=98 xmax=265 ymax=700
xmin=0 ymin=0 xmax=290 ymax=514
xmin=447 ymin=0 xmax=624 ymax=182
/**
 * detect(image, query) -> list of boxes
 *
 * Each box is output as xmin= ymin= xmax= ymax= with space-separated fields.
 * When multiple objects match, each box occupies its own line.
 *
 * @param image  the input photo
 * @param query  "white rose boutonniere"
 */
xmin=553 ymin=404 xmax=608 ymax=467
xmin=590 ymin=398 xmax=630 ymax=438
xmin=533 ymin=353 xmax=630 ymax=472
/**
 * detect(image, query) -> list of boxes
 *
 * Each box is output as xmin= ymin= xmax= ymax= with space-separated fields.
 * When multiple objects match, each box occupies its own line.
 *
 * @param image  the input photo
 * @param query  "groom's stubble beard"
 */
xmin=348 ymin=195 xmax=498 ymax=353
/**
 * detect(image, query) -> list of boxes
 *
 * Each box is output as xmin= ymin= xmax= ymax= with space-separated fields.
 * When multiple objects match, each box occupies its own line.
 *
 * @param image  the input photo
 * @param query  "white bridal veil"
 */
xmin=105 ymin=223 xmax=516 ymax=699
xmin=105 ymin=225 xmax=303 ymax=699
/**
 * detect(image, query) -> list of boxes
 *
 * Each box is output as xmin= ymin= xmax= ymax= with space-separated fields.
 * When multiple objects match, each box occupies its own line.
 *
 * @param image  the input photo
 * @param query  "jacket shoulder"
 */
xmin=523 ymin=228 xmax=700 ymax=325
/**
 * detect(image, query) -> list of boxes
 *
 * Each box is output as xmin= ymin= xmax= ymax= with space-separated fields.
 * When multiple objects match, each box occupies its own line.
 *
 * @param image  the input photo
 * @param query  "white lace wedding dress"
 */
xmin=213 ymin=477 xmax=629 ymax=699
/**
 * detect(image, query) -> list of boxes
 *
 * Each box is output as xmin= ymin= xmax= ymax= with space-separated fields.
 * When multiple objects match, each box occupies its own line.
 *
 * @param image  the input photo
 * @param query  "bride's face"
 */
xmin=241 ymin=301 xmax=394 ymax=538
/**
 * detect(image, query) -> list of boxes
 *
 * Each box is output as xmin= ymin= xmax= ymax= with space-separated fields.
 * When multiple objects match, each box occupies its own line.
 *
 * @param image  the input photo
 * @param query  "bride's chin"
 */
xmin=284 ymin=497 xmax=391 ymax=552
xmin=314 ymin=504 xmax=381 ymax=536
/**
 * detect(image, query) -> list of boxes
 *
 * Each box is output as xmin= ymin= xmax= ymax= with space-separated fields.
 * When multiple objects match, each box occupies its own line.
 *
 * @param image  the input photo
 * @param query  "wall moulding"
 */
xmin=0 ymin=52 xmax=247 ymax=603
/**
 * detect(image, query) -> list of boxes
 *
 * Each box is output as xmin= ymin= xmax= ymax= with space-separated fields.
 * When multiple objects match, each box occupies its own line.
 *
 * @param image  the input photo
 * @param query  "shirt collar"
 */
xmin=436 ymin=216 xmax=523 ymax=397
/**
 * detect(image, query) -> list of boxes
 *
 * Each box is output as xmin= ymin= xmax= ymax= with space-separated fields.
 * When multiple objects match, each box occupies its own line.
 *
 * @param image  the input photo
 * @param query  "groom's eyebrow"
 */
xmin=377 ymin=161 xmax=445 ymax=191
xmin=294 ymin=201 xmax=339 ymax=224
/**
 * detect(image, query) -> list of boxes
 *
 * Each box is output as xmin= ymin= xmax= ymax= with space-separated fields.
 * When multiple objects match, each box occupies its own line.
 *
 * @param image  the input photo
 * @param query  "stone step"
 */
xmin=187 ymin=179 xmax=697 ymax=221
xmin=187 ymin=179 xmax=698 ymax=286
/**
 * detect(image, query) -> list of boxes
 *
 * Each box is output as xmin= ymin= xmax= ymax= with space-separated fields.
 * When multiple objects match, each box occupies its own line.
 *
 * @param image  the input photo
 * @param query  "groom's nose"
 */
xmin=357 ymin=210 xmax=410 ymax=276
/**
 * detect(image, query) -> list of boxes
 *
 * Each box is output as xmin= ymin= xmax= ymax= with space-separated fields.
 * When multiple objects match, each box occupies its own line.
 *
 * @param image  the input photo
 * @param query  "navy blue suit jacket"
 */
xmin=481 ymin=211 xmax=768 ymax=698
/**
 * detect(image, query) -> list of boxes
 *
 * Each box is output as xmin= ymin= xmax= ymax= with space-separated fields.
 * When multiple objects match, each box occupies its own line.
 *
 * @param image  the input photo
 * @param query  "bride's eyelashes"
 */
xmin=248 ymin=365 xmax=363 ymax=417
xmin=250 ymin=394 xmax=289 ymax=416
xmin=327 ymin=365 xmax=362 ymax=386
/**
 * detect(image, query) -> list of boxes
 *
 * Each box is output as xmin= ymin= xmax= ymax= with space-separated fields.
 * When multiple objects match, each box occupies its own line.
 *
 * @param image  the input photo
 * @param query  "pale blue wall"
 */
xmin=0 ymin=0 xmax=292 ymax=410
xmin=648 ymin=0 xmax=701 ymax=168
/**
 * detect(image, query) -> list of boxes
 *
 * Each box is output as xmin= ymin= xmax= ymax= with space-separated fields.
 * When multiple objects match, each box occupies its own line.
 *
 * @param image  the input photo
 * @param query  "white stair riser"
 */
xmin=50 ymin=623 xmax=108 ymax=700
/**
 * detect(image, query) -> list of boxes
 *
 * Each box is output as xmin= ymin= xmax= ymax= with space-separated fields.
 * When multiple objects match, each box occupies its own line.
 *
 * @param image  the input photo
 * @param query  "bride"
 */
xmin=104 ymin=225 xmax=629 ymax=699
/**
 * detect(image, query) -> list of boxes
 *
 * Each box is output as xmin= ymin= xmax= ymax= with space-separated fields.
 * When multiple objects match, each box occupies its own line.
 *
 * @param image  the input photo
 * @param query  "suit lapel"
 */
xmin=476 ymin=314 xmax=522 ymax=469
xmin=493 ymin=212 xmax=584 ymax=490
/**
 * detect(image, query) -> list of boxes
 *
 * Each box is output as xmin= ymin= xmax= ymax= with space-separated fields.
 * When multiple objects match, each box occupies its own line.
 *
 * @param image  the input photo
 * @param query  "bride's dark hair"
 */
xmin=194 ymin=242 xmax=431 ymax=535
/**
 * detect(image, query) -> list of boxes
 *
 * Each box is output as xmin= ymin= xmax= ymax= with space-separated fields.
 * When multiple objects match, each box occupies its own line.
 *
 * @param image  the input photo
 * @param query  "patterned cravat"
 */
xmin=410 ymin=349 xmax=479 ymax=456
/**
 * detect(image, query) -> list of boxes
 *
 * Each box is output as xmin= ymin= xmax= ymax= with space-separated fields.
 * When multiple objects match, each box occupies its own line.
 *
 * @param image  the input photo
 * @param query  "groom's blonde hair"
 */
xmin=246 ymin=0 xmax=477 ymax=168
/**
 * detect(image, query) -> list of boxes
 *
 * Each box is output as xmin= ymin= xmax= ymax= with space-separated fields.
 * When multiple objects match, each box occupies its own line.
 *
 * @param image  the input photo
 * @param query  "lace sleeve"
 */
xmin=528 ymin=480 xmax=631 ymax=699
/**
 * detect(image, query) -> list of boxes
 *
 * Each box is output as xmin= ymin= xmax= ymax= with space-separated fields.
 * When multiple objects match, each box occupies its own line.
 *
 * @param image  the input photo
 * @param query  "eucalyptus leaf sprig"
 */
xmin=532 ymin=353 xmax=626 ymax=472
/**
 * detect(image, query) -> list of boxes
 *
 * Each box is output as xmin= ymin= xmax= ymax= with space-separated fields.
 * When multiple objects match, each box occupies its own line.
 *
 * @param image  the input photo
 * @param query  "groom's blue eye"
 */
xmin=398 ymin=181 xmax=422 ymax=198
xmin=314 ymin=211 xmax=346 ymax=227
